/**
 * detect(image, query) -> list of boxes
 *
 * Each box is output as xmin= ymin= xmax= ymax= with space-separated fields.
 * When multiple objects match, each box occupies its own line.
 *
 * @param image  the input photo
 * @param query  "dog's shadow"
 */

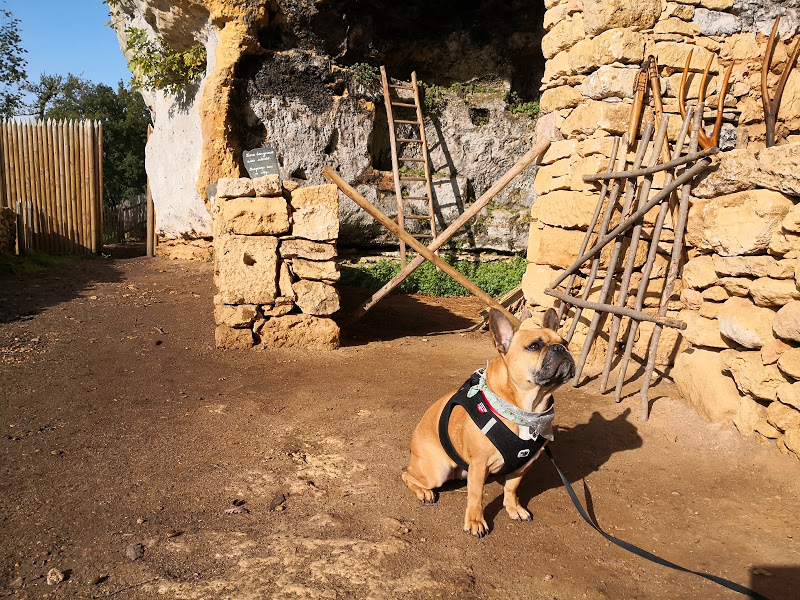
xmin=479 ymin=408 xmax=643 ymax=528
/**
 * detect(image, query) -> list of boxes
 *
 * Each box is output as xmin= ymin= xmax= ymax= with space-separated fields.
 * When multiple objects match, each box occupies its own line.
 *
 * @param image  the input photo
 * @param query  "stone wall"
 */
xmin=673 ymin=149 xmax=800 ymax=457
xmin=522 ymin=0 xmax=800 ymax=458
xmin=213 ymin=177 xmax=340 ymax=350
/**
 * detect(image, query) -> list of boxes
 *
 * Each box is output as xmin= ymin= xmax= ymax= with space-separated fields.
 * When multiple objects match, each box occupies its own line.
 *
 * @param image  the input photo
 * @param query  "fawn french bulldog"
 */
xmin=402 ymin=308 xmax=575 ymax=537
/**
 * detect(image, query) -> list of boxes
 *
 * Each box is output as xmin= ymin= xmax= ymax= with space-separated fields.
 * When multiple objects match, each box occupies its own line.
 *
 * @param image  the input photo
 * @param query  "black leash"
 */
xmin=544 ymin=446 xmax=771 ymax=600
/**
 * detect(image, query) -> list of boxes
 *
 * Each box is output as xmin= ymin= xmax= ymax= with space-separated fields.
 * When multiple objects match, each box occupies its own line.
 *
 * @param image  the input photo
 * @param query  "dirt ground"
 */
xmin=1 ymin=246 xmax=799 ymax=600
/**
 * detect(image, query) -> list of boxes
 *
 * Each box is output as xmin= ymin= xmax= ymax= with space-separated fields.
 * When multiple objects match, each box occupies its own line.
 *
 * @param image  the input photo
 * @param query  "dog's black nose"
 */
xmin=535 ymin=344 xmax=575 ymax=385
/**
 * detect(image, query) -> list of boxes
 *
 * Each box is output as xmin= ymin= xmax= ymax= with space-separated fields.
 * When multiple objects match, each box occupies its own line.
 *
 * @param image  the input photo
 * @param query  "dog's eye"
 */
xmin=527 ymin=340 xmax=544 ymax=352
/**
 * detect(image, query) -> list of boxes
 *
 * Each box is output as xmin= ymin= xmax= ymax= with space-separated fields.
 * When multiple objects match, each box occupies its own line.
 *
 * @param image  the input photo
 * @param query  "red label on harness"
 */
xmin=477 ymin=402 xmax=488 ymax=414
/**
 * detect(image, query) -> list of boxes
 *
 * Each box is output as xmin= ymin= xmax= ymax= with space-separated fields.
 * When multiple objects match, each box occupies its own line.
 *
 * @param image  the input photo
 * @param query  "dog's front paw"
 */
xmin=402 ymin=471 xmax=437 ymax=504
xmin=505 ymin=505 xmax=532 ymax=521
xmin=419 ymin=489 xmax=437 ymax=504
xmin=463 ymin=515 xmax=489 ymax=538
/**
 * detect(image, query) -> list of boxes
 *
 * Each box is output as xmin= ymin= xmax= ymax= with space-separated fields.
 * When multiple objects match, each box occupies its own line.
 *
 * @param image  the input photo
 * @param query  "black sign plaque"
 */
xmin=243 ymin=146 xmax=281 ymax=179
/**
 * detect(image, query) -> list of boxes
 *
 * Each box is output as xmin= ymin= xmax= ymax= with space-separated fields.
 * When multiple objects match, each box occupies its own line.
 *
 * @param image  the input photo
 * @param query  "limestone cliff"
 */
xmin=109 ymin=0 xmax=546 ymax=250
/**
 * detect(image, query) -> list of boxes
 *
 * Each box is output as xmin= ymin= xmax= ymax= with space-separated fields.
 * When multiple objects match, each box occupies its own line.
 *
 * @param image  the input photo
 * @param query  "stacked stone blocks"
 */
xmin=524 ymin=0 xmax=800 ymax=457
xmin=213 ymin=175 xmax=340 ymax=350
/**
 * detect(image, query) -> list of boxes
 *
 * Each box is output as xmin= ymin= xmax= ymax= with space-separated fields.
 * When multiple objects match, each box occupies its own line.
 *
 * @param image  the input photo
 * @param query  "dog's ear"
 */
xmin=489 ymin=309 xmax=515 ymax=354
xmin=542 ymin=308 xmax=560 ymax=331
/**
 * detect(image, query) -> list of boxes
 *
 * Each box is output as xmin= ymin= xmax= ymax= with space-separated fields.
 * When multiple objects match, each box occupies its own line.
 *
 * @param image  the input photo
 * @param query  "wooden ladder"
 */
xmin=379 ymin=66 xmax=436 ymax=265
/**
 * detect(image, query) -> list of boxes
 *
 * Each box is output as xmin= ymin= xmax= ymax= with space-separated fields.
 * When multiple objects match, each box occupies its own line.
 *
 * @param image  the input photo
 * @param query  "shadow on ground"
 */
xmin=475 ymin=408 xmax=644 ymax=529
xmin=337 ymin=286 xmax=480 ymax=344
xmin=0 ymin=243 xmax=144 ymax=323
xmin=750 ymin=566 xmax=800 ymax=600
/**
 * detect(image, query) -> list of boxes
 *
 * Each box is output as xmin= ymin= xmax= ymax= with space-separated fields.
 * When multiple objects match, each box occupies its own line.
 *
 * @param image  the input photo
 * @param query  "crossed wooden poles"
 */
xmin=322 ymin=138 xmax=552 ymax=328
xmin=545 ymin=106 xmax=715 ymax=421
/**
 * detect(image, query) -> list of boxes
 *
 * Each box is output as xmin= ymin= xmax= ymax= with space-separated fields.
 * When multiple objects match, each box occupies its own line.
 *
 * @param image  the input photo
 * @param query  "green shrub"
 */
xmin=125 ymin=27 xmax=206 ymax=95
xmin=350 ymin=63 xmax=379 ymax=88
xmin=417 ymin=81 xmax=499 ymax=117
xmin=340 ymin=255 xmax=527 ymax=298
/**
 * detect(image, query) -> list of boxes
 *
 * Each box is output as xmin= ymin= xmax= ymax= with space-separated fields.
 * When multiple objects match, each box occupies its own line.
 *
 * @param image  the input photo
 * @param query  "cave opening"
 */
xmin=227 ymin=0 xmax=546 ymax=256
xmin=224 ymin=1 xmax=548 ymax=336
xmin=233 ymin=0 xmax=548 ymax=159
xmin=257 ymin=0 xmax=547 ymax=100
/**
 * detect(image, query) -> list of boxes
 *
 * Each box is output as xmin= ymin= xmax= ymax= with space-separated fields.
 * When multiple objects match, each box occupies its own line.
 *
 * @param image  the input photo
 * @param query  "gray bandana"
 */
xmin=466 ymin=367 xmax=555 ymax=441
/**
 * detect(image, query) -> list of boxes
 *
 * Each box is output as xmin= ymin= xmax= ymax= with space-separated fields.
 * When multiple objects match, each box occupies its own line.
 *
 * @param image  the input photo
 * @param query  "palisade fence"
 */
xmin=103 ymin=194 xmax=147 ymax=244
xmin=0 ymin=119 xmax=103 ymax=254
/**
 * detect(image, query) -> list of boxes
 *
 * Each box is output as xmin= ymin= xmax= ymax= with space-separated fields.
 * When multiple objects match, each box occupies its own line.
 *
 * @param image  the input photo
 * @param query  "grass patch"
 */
xmin=0 ymin=252 xmax=84 ymax=277
xmin=502 ymin=91 xmax=540 ymax=117
xmin=417 ymin=80 xmax=501 ymax=117
xmin=340 ymin=254 xmax=527 ymax=297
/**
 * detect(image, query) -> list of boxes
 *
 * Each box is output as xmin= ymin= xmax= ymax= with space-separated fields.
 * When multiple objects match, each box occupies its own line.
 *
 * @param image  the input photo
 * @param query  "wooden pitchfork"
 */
xmin=679 ymin=50 xmax=733 ymax=150
xmin=762 ymin=16 xmax=800 ymax=147
xmin=646 ymin=55 xmax=673 ymax=165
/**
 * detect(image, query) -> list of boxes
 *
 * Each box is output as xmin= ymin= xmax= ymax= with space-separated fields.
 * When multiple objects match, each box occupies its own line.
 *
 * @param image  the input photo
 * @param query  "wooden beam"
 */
xmin=348 ymin=137 xmax=552 ymax=322
xmin=322 ymin=165 xmax=521 ymax=327
xmin=146 ymin=124 xmax=155 ymax=257
xmin=380 ymin=66 xmax=407 ymax=265
xmin=582 ymin=147 xmax=717 ymax=182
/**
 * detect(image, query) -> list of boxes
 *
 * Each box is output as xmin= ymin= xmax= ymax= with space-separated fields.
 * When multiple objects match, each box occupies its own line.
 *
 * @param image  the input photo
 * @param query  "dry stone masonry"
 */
xmin=522 ymin=0 xmax=800 ymax=458
xmin=213 ymin=176 xmax=341 ymax=350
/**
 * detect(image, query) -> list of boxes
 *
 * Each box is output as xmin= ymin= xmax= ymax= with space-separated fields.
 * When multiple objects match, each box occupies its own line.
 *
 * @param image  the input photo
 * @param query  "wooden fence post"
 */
xmin=97 ymin=121 xmax=104 ymax=252
xmin=146 ymin=124 xmax=155 ymax=257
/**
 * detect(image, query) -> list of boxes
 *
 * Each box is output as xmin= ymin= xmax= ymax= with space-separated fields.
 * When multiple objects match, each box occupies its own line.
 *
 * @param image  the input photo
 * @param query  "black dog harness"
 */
xmin=438 ymin=371 xmax=548 ymax=476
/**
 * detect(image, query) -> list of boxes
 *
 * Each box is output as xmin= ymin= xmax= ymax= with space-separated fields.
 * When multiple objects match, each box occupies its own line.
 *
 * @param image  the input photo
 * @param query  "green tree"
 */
xmin=0 ymin=8 xmax=27 ymax=117
xmin=22 ymin=73 xmax=63 ymax=120
xmin=29 ymin=74 xmax=151 ymax=207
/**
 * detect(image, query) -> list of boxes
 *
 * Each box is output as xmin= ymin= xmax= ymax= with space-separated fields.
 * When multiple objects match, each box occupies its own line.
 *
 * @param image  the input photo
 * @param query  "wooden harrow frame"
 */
xmin=545 ymin=105 xmax=716 ymax=421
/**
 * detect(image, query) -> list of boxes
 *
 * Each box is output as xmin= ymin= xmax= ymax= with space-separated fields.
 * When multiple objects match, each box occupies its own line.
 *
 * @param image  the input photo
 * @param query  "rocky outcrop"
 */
xmin=109 ymin=0 xmax=546 ymax=251
xmin=109 ymin=0 xmax=250 ymax=239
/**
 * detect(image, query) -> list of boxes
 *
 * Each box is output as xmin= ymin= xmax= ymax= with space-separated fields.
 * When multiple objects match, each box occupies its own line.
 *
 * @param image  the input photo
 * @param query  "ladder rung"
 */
xmin=396 ymin=138 xmax=423 ymax=143
xmin=400 ymin=176 xmax=427 ymax=181
xmin=404 ymin=215 xmax=431 ymax=220
xmin=395 ymin=119 xmax=421 ymax=125
xmin=391 ymin=102 xmax=417 ymax=108
xmin=411 ymin=233 xmax=433 ymax=239
xmin=402 ymin=195 xmax=429 ymax=200
xmin=389 ymin=83 xmax=414 ymax=90
xmin=398 ymin=157 xmax=424 ymax=162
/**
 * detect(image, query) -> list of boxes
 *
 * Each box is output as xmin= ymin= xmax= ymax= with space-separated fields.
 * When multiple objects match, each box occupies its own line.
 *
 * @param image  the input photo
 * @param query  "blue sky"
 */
xmin=7 ymin=0 xmax=132 ymax=88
